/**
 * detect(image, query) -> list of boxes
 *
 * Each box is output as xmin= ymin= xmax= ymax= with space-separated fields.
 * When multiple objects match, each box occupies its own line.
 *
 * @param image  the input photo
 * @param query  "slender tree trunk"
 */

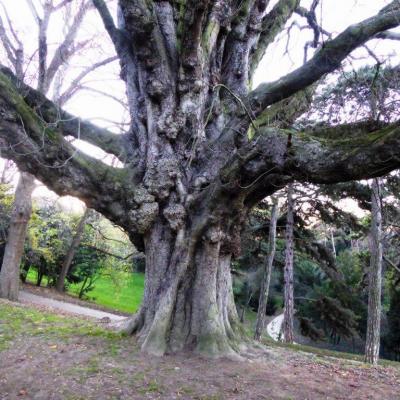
xmin=283 ymin=184 xmax=295 ymax=344
xmin=56 ymin=208 xmax=90 ymax=292
xmin=254 ymin=197 xmax=279 ymax=341
xmin=79 ymin=276 xmax=89 ymax=299
xmin=37 ymin=270 xmax=43 ymax=287
xmin=365 ymin=178 xmax=383 ymax=365
xmin=330 ymin=229 xmax=336 ymax=258
xmin=0 ymin=172 xmax=35 ymax=300
xmin=240 ymin=290 xmax=253 ymax=323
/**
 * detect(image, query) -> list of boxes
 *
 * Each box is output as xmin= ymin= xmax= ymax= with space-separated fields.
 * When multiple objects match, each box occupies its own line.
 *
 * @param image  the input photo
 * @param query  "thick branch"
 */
xmin=0 ymin=70 xmax=153 ymax=248
xmin=220 ymin=121 xmax=400 ymax=205
xmin=0 ymin=71 xmax=128 ymax=204
xmin=250 ymin=0 xmax=300 ymax=77
xmin=289 ymin=122 xmax=400 ymax=184
xmin=0 ymin=66 xmax=126 ymax=158
xmin=249 ymin=1 xmax=400 ymax=118
xmin=92 ymin=0 xmax=125 ymax=56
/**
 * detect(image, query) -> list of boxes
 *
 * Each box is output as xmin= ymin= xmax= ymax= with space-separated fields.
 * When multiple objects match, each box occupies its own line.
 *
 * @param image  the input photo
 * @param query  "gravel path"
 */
xmin=19 ymin=291 xmax=127 ymax=322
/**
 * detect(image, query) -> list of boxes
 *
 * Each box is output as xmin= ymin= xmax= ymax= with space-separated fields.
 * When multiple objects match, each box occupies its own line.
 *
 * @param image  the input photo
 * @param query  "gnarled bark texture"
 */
xmin=0 ymin=0 xmax=400 ymax=355
xmin=365 ymin=178 xmax=383 ymax=365
xmin=0 ymin=172 xmax=35 ymax=300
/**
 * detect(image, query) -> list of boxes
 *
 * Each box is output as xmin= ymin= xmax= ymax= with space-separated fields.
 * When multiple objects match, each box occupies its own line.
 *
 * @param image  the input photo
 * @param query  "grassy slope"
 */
xmin=26 ymin=270 xmax=144 ymax=313
xmin=0 ymin=301 xmax=121 ymax=352
xmin=22 ymin=270 xmax=400 ymax=367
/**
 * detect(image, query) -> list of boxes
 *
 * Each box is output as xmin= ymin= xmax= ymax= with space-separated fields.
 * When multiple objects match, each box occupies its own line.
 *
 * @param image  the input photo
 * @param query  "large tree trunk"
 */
xmin=0 ymin=172 xmax=35 ymax=300
xmin=365 ymin=178 xmax=383 ymax=365
xmin=121 ymin=219 xmax=246 ymax=357
xmin=254 ymin=197 xmax=279 ymax=341
xmin=283 ymin=184 xmax=295 ymax=344
xmin=56 ymin=208 xmax=90 ymax=292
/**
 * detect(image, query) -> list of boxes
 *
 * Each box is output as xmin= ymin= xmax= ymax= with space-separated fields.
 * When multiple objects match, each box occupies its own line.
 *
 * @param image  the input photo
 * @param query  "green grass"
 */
xmin=26 ymin=269 xmax=144 ymax=314
xmin=0 ymin=301 xmax=122 ymax=351
xmin=261 ymin=336 xmax=400 ymax=369
xmin=240 ymin=307 xmax=400 ymax=368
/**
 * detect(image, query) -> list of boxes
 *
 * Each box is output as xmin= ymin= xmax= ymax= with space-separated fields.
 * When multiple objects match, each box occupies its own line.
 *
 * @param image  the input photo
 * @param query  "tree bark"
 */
xmin=283 ymin=184 xmax=295 ymax=344
xmin=365 ymin=178 xmax=383 ymax=365
xmin=56 ymin=208 xmax=91 ymax=292
xmin=119 ymin=218 xmax=246 ymax=357
xmin=0 ymin=172 xmax=35 ymax=300
xmin=254 ymin=197 xmax=279 ymax=341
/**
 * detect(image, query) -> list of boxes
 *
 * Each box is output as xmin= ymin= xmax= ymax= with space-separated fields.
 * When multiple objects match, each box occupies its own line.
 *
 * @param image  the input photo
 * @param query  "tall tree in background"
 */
xmin=365 ymin=178 xmax=383 ymax=364
xmin=0 ymin=173 xmax=35 ymax=300
xmin=0 ymin=0 xmax=399 ymax=355
xmin=283 ymin=184 xmax=295 ymax=344
xmin=0 ymin=0 xmax=117 ymax=300
xmin=56 ymin=207 xmax=91 ymax=292
xmin=254 ymin=197 xmax=278 ymax=341
xmin=0 ymin=2 xmax=35 ymax=299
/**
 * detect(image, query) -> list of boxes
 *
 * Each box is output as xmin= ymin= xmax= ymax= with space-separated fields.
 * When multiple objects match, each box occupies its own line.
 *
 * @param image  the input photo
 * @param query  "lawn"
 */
xmin=26 ymin=269 xmax=144 ymax=314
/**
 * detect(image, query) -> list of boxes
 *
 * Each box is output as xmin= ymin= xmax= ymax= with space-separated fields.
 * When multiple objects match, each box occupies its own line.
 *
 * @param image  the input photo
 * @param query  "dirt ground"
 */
xmin=1 ymin=300 xmax=399 ymax=400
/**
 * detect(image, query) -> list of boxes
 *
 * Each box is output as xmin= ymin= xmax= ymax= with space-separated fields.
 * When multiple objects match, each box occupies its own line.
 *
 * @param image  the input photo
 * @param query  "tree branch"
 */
xmin=0 ymin=71 xmax=133 ymax=221
xmin=92 ymin=0 xmax=125 ymax=56
xmin=220 ymin=120 xmax=400 ymax=205
xmin=383 ymin=255 xmax=400 ymax=274
xmin=57 ymin=56 xmax=118 ymax=106
xmin=249 ymin=1 xmax=400 ymax=119
xmin=376 ymin=30 xmax=400 ymax=41
xmin=0 ymin=66 xmax=126 ymax=159
xmin=250 ymin=0 xmax=300 ymax=77
xmin=43 ymin=0 xmax=92 ymax=93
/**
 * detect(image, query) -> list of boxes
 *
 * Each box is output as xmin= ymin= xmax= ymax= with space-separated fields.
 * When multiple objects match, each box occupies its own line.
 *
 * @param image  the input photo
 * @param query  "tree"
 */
xmin=0 ymin=0 xmax=119 ymax=300
xmin=0 ymin=173 xmax=35 ymax=300
xmin=0 ymin=0 xmax=400 ymax=356
xmin=56 ymin=208 xmax=91 ymax=292
xmin=365 ymin=178 xmax=383 ymax=364
xmin=283 ymin=184 xmax=295 ymax=344
xmin=0 ymin=0 xmax=36 ymax=299
xmin=254 ymin=197 xmax=279 ymax=341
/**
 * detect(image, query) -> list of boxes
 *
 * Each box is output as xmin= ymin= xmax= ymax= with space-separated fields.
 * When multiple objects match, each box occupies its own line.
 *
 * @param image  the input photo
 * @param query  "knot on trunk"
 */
xmin=128 ymin=202 xmax=159 ymax=234
xmin=163 ymin=203 xmax=186 ymax=231
xmin=147 ymin=79 xmax=166 ymax=100
xmin=126 ymin=185 xmax=159 ymax=234
xmin=144 ymin=157 xmax=179 ymax=199
xmin=221 ymin=231 xmax=242 ymax=257
xmin=157 ymin=112 xmax=185 ymax=140
xmin=204 ymin=226 xmax=223 ymax=243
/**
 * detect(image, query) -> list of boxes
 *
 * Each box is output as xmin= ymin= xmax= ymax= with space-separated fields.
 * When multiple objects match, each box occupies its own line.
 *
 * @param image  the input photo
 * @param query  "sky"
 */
xmin=0 ymin=0 xmax=398 ymax=213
